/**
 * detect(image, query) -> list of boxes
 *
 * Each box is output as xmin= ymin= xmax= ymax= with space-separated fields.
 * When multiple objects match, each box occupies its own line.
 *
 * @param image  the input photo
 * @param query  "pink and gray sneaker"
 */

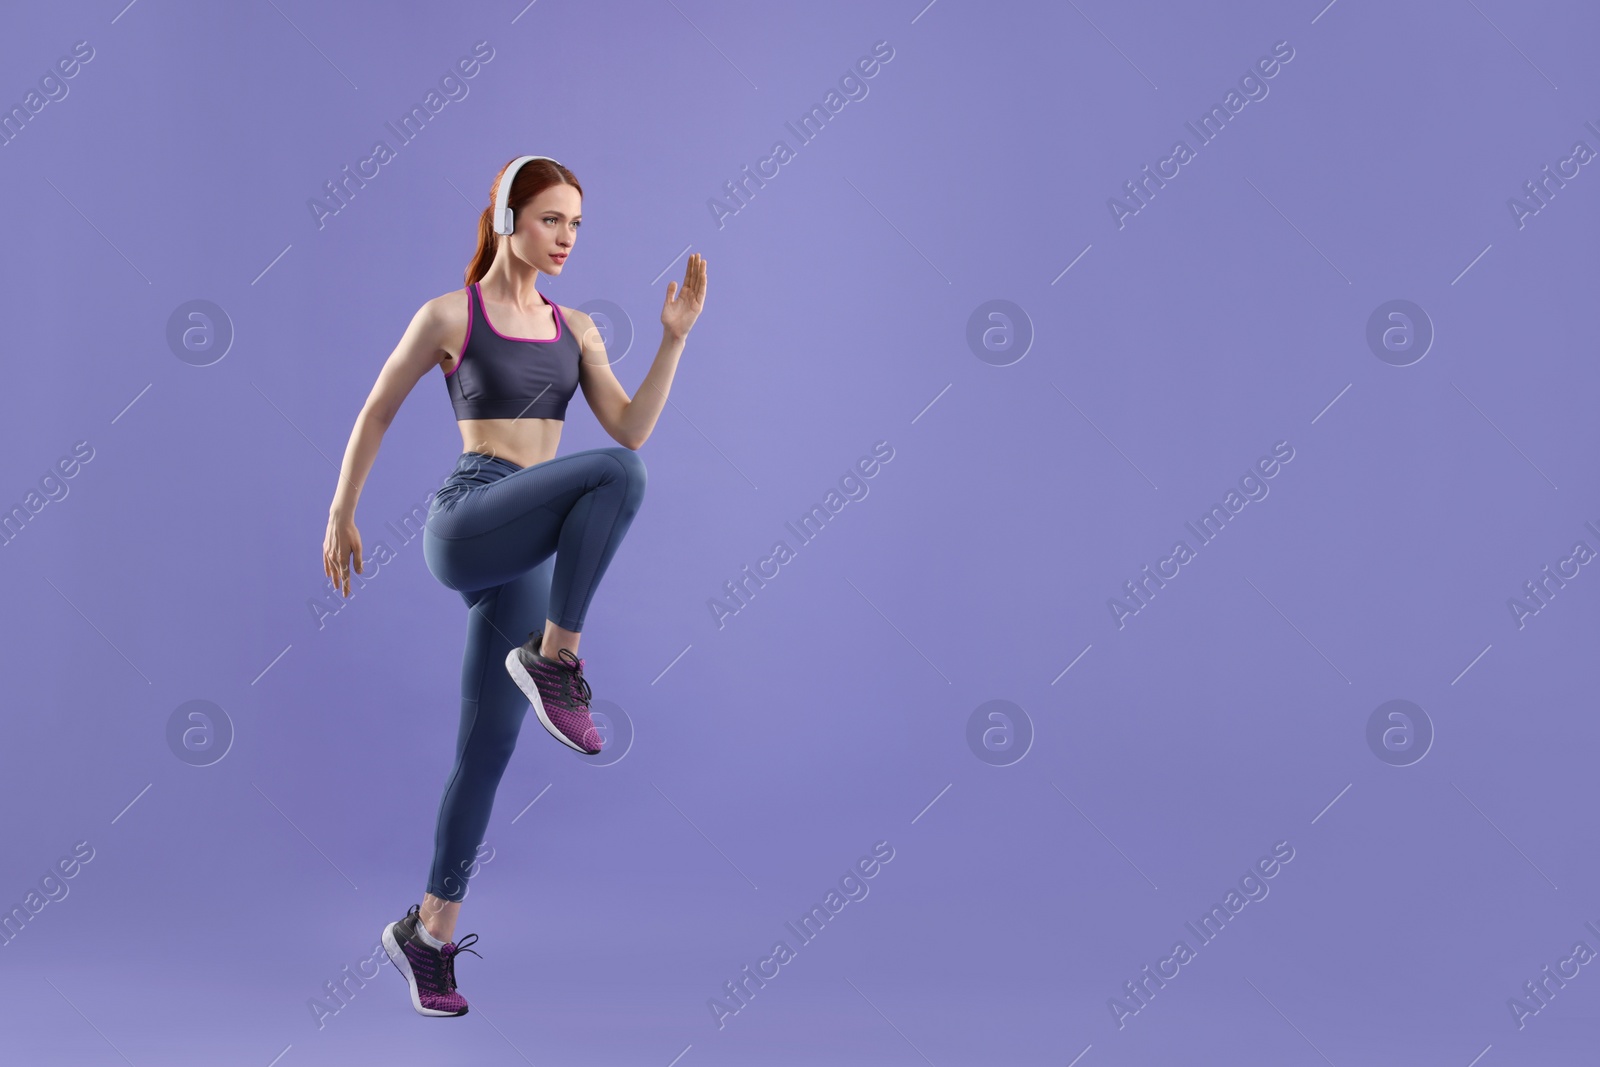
xmin=381 ymin=903 xmax=483 ymax=1017
xmin=505 ymin=629 xmax=603 ymax=754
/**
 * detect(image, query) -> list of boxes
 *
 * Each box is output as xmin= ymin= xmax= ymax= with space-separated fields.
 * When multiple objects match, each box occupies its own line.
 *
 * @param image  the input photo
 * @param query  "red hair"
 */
xmin=463 ymin=157 xmax=583 ymax=286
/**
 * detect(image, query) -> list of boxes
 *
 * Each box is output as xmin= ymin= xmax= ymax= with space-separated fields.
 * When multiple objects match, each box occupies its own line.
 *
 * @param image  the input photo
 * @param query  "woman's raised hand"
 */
xmin=324 ymin=511 xmax=364 ymax=597
xmin=662 ymin=252 xmax=707 ymax=341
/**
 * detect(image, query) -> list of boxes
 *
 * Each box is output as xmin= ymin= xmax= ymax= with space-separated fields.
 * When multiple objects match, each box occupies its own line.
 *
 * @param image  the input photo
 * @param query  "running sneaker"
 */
xmin=381 ymin=903 xmax=483 ymax=1017
xmin=505 ymin=629 xmax=603 ymax=754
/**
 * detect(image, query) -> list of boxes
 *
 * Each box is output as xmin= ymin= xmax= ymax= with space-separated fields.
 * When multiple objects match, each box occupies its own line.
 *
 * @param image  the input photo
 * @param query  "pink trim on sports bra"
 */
xmin=473 ymin=282 xmax=563 ymax=343
xmin=443 ymin=288 xmax=473 ymax=378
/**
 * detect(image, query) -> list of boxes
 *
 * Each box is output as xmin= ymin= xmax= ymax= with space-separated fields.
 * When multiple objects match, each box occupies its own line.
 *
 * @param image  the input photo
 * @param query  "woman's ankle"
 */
xmin=419 ymin=897 xmax=459 ymax=943
xmin=539 ymin=623 xmax=581 ymax=660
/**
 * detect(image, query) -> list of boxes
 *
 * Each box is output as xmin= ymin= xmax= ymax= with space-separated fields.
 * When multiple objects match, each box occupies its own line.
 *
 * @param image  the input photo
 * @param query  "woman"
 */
xmin=321 ymin=155 xmax=707 ymax=1017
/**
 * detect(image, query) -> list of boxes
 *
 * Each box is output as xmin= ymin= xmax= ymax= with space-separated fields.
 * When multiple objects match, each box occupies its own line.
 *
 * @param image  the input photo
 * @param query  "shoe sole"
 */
xmin=382 ymin=920 xmax=467 ymax=1017
xmin=505 ymin=648 xmax=600 ymax=754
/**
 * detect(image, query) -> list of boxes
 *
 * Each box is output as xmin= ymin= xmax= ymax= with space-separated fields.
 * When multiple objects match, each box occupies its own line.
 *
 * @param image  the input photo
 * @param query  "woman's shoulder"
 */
xmin=416 ymin=286 xmax=474 ymax=326
xmin=405 ymin=288 xmax=476 ymax=369
xmin=554 ymin=300 xmax=591 ymax=327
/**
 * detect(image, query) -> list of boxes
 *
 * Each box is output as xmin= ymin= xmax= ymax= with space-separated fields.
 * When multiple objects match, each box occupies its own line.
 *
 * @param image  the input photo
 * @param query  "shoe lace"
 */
xmin=441 ymin=932 xmax=482 ymax=992
xmin=557 ymin=648 xmax=592 ymax=707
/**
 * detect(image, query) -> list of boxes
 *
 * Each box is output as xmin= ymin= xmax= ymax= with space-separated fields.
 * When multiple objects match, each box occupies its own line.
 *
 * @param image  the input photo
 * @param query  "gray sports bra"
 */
xmin=445 ymin=282 xmax=581 ymax=421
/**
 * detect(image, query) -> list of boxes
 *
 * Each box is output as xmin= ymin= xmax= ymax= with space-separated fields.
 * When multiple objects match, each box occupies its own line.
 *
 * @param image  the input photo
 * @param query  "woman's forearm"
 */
xmin=619 ymin=330 xmax=686 ymax=448
xmin=329 ymin=408 xmax=390 ymax=518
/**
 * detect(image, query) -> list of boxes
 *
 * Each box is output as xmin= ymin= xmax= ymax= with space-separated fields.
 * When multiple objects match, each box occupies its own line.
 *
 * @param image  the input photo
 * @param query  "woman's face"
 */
xmin=514 ymin=184 xmax=581 ymax=274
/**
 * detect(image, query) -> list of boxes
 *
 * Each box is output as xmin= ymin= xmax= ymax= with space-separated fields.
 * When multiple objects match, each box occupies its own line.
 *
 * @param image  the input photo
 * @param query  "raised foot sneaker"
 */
xmin=505 ymin=630 xmax=603 ymax=754
xmin=381 ymin=903 xmax=483 ymax=1017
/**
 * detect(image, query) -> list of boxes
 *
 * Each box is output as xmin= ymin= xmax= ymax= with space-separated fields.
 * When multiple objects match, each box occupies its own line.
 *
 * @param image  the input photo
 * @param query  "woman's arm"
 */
xmin=573 ymin=319 xmax=682 ymax=451
xmin=572 ymin=253 xmax=707 ymax=450
xmin=325 ymin=298 xmax=448 ymax=596
xmin=329 ymin=298 xmax=449 ymax=518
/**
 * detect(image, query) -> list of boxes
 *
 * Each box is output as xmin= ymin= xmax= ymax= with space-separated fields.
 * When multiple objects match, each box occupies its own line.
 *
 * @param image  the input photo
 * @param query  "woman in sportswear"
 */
xmin=321 ymin=155 xmax=707 ymax=1017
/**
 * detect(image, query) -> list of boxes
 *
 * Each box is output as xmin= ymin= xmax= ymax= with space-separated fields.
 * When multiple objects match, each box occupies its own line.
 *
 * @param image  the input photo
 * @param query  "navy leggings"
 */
xmin=421 ymin=446 xmax=646 ymax=901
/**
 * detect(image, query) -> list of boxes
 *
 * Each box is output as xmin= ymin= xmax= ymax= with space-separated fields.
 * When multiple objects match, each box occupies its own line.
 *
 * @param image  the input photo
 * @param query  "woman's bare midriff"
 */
xmin=454 ymin=418 xmax=563 ymax=470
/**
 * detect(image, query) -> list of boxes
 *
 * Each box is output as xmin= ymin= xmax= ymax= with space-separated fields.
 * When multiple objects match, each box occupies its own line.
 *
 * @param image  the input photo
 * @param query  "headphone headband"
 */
xmin=493 ymin=155 xmax=562 ymax=235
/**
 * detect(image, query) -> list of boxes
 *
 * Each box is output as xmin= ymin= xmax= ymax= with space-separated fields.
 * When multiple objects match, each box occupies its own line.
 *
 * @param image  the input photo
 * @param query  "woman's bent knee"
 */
xmin=604 ymin=445 xmax=645 ymax=475
xmin=603 ymin=447 xmax=647 ymax=499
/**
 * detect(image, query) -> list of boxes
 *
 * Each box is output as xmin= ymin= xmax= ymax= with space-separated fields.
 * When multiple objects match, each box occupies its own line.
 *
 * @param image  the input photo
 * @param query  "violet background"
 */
xmin=2 ymin=1 xmax=1597 ymax=1064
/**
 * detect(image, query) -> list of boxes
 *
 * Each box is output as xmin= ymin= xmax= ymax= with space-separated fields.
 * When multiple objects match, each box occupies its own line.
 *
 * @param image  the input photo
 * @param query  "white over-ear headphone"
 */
xmin=492 ymin=155 xmax=562 ymax=236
